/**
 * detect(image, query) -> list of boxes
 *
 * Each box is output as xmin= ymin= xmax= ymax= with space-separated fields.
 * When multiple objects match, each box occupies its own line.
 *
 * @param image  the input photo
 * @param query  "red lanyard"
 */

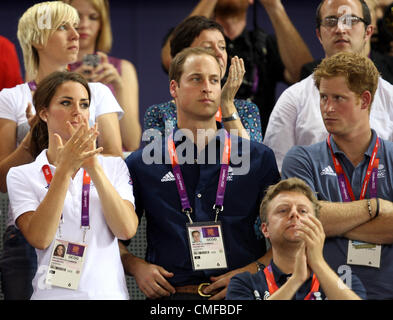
xmin=215 ymin=107 xmax=222 ymax=122
xmin=327 ymin=135 xmax=379 ymax=201
xmin=42 ymin=165 xmax=91 ymax=231
xmin=264 ymin=264 xmax=320 ymax=300
xmin=167 ymin=130 xmax=231 ymax=223
xmin=42 ymin=164 xmax=53 ymax=186
xmin=42 ymin=165 xmax=91 ymax=189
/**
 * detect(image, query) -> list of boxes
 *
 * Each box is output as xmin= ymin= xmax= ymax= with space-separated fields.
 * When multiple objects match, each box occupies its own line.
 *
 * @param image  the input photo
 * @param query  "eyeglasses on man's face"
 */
xmin=321 ymin=14 xmax=368 ymax=28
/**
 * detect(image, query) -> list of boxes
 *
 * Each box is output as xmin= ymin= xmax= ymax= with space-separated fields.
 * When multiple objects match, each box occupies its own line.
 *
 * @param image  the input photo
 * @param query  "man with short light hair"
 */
xmin=282 ymin=51 xmax=393 ymax=299
xmin=226 ymin=177 xmax=365 ymax=300
xmin=121 ymin=47 xmax=280 ymax=300
xmin=264 ymin=0 xmax=393 ymax=171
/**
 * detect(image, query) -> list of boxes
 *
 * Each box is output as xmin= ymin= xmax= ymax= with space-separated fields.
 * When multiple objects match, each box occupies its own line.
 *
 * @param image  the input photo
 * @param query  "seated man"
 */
xmin=121 ymin=47 xmax=280 ymax=300
xmin=144 ymin=16 xmax=263 ymax=143
xmin=282 ymin=51 xmax=393 ymax=299
xmin=264 ymin=0 xmax=393 ymax=171
xmin=226 ymin=178 xmax=365 ymax=300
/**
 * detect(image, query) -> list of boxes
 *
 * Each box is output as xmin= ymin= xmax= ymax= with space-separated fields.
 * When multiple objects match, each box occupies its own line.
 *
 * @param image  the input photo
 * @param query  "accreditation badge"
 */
xmin=347 ymin=240 xmax=381 ymax=268
xmin=186 ymin=221 xmax=228 ymax=271
xmin=45 ymin=239 xmax=87 ymax=290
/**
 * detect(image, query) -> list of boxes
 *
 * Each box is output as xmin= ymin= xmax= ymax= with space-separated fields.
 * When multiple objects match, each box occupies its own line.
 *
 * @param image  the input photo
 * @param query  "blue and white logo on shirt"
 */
xmin=160 ymin=167 xmax=234 ymax=183
xmin=320 ymin=165 xmax=336 ymax=177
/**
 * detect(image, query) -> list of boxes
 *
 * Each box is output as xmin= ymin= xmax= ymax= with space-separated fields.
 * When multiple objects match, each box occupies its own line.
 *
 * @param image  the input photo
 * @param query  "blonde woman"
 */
xmin=65 ymin=0 xmax=141 ymax=151
xmin=0 ymin=1 xmax=123 ymax=299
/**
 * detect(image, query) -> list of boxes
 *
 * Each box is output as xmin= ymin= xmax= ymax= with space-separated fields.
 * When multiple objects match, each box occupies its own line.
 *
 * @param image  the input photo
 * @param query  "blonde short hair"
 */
xmin=64 ymin=0 xmax=112 ymax=53
xmin=313 ymin=52 xmax=380 ymax=110
xmin=260 ymin=178 xmax=321 ymax=224
xmin=17 ymin=1 xmax=79 ymax=79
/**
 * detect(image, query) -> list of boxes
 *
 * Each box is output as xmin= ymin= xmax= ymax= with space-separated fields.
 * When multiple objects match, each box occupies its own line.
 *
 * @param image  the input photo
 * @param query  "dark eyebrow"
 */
xmin=59 ymin=96 xmax=89 ymax=102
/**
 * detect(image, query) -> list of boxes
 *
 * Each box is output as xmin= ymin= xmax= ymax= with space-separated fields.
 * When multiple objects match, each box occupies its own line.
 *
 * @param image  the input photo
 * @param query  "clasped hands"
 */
xmin=291 ymin=214 xmax=326 ymax=283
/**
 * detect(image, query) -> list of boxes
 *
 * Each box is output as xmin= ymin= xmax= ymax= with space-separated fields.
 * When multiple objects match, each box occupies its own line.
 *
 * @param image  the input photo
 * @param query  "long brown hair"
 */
xmin=30 ymin=71 xmax=91 ymax=158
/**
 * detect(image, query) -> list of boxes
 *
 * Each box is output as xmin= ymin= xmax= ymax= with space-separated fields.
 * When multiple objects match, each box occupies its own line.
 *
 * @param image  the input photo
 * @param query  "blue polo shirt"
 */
xmin=125 ymin=126 xmax=280 ymax=286
xmin=226 ymin=261 xmax=367 ymax=300
xmin=282 ymin=129 xmax=393 ymax=299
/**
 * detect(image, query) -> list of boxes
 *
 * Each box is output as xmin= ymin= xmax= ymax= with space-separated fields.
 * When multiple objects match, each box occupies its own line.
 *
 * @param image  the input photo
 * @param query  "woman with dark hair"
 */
xmin=6 ymin=71 xmax=138 ymax=300
xmin=53 ymin=244 xmax=66 ymax=258
xmin=144 ymin=16 xmax=263 ymax=143
xmin=0 ymin=1 xmax=123 ymax=300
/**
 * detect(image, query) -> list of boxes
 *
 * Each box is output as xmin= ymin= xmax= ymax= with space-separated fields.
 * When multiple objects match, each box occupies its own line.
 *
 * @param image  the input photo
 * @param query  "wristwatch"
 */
xmin=222 ymin=111 xmax=239 ymax=122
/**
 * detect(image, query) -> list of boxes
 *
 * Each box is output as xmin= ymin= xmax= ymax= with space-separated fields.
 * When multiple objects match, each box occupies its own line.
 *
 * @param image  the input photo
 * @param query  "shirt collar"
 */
xmin=35 ymin=149 xmax=53 ymax=172
xmin=270 ymin=260 xmax=315 ymax=292
xmin=329 ymin=129 xmax=378 ymax=158
xmin=270 ymin=260 xmax=293 ymax=285
xmin=172 ymin=122 xmax=225 ymax=147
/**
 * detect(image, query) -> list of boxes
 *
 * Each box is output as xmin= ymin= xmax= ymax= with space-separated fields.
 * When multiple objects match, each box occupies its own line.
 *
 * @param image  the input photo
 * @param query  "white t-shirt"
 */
xmin=6 ymin=151 xmax=134 ymax=300
xmin=263 ymin=75 xmax=393 ymax=170
xmin=0 ymin=82 xmax=124 ymax=226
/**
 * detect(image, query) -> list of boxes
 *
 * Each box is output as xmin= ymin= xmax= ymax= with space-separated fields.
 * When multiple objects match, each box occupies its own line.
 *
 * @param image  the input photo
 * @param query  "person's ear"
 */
xmin=32 ymin=41 xmax=44 ymax=51
xmin=39 ymin=109 xmax=48 ymax=122
xmin=360 ymin=91 xmax=372 ymax=110
xmin=169 ymin=80 xmax=179 ymax=99
xmin=261 ymin=222 xmax=269 ymax=239
xmin=365 ymin=24 xmax=374 ymax=41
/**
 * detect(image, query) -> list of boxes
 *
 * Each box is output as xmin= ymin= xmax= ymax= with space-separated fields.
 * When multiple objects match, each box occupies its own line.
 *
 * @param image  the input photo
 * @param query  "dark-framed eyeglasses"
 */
xmin=321 ymin=14 xmax=368 ymax=28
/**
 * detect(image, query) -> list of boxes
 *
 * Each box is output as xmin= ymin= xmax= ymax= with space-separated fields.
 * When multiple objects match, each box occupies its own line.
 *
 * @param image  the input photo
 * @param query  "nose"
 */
xmin=212 ymin=43 xmax=227 ymax=69
xmin=69 ymin=26 xmax=79 ymax=41
xmin=288 ymin=205 xmax=300 ymax=221
xmin=201 ymin=78 xmax=212 ymax=93
xmin=212 ymin=43 xmax=223 ymax=59
xmin=325 ymin=98 xmax=336 ymax=114
xmin=71 ymin=103 xmax=83 ymax=117
xmin=321 ymin=96 xmax=334 ymax=114
xmin=335 ymin=19 xmax=348 ymax=34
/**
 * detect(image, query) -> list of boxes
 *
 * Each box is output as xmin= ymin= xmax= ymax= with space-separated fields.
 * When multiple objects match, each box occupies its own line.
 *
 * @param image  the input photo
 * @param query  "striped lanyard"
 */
xmin=327 ymin=135 xmax=379 ymax=201
xmin=167 ymin=130 xmax=231 ymax=223
xmin=42 ymin=165 xmax=91 ymax=241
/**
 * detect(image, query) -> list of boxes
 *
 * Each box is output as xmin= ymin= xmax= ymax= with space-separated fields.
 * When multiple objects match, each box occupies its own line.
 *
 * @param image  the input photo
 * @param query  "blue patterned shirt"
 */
xmin=143 ymin=99 xmax=263 ymax=143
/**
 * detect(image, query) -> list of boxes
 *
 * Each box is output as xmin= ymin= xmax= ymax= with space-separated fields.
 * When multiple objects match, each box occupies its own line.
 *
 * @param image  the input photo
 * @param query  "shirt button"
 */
xmin=197 ymin=193 xmax=202 ymax=199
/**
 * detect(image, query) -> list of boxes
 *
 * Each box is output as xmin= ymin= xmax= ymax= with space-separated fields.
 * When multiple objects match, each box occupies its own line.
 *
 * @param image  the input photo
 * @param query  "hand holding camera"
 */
xmin=79 ymin=52 xmax=122 ymax=88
